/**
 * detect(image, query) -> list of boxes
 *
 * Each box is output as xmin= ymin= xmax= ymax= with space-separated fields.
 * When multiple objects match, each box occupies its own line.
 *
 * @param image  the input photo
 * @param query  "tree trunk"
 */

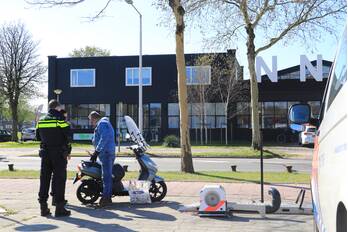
xmin=246 ymin=24 xmax=261 ymax=149
xmin=225 ymin=105 xmax=228 ymax=145
xmin=169 ymin=0 xmax=194 ymax=173
xmin=10 ymin=100 xmax=19 ymax=142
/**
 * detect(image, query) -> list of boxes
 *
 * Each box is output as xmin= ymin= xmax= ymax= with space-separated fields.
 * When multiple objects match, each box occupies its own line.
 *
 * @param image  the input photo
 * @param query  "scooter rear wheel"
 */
xmin=149 ymin=181 xmax=167 ymax=202
xmin=76 ymin=180 xmax=100 ymax=204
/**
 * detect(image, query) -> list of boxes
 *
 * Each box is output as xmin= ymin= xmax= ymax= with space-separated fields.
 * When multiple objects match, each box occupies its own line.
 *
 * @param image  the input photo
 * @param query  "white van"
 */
xmin=289 ymin=26 xmax=347 ymax=232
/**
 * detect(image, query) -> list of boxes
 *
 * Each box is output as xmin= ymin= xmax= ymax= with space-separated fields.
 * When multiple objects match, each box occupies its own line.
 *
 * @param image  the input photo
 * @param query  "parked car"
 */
xmin=0 ymin=130 xmax=12 ymax=142
xmin=21 ymin=128 xmax=36 ymax=141
xmin=288 ymin=26 xmax=347 ymax=232
xmin=298 ymin=125 xmax=316 ymax=146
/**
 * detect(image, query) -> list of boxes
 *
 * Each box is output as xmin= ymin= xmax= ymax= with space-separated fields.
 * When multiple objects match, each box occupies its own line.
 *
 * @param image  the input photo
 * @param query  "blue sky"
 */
xmin=0 ymin=0 xmax=346 ymax=111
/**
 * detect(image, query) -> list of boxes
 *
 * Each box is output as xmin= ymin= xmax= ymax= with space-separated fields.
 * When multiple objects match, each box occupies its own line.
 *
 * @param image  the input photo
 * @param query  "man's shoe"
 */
xmin=55 ymin=202 xmax=71 ymax=217
xmin=98 ymin=197 xmax=112 ymax=207
xmin=40 ymin=202 xmax=51 ymax=217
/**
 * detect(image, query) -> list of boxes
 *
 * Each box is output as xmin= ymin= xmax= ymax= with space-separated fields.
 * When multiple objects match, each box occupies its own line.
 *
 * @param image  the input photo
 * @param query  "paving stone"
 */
xmin=0 ymin=179 xmax=313 ymax=231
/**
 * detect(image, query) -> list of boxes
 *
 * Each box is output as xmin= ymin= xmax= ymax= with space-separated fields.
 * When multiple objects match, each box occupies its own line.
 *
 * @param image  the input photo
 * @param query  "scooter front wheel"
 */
xmin=149 ymin=181 xmax=167 ymax=202
xmin=76 ymin=180 xmax=100 ymax=204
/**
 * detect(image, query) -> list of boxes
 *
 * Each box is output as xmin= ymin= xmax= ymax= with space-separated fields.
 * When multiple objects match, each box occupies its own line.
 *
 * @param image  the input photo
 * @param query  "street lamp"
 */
xmin=53 ymin=89 xmax=62 ymax=102
xmin=125 ymin=0 xmax=143 ymax=133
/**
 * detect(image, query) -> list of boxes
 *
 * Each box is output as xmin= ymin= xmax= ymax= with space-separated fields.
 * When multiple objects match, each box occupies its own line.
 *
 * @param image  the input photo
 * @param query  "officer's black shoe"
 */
xmin=40 ymin=202 xmax=51 ymax=217
xmin=55 ymin=203 xmax=71 ymax=217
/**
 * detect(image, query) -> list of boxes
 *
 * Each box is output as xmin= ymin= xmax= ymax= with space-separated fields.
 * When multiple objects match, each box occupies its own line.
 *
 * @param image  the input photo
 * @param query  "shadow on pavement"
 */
xmin=105 ymin=201 xmax=179 ymax=221
xmin=0 ymin=215 xmax=57 ymax=231
xmin=67 ymin=204 xmax=132 ymax=221
xmin=15 ymin=224 xmax=58 ymax=231
xmin=53 ymin=216 xmax=136 ymax=232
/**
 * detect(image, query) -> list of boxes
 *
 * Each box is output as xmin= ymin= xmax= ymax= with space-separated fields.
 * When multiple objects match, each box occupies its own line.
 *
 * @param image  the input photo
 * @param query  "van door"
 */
xmin=316 ymin=27 xmax=347 ymax=231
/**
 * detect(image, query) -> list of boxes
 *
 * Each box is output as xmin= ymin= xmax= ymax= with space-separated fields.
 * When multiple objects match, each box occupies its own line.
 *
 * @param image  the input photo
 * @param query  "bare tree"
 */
xmin=186 ymin=65 xmax=210 ymax=145
xmin=181 ymin=0 xmax=346 ymax=149
xmin=193 ymin=53 xmax=249 ymax=145
xmin=0 ymin=22 xmax=46 ymax=141
xmin=28 ymin=0 xmax=195 ymax=173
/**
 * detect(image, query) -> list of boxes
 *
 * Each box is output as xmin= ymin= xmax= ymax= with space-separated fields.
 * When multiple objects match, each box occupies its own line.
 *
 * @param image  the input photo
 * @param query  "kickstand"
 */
xmin=295 ymin=188 xmax=306 ymax=210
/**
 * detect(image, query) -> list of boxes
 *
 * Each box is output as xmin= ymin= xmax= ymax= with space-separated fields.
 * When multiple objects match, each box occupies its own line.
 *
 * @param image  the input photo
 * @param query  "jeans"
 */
xmin=99 ymin=153 xmax=115 ymax=198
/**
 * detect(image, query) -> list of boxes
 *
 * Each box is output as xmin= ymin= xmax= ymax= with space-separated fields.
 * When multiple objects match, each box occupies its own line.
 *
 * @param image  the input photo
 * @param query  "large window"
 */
xmin=236 ymin=101 xmax=303 ymax=129
xmin=116 ymin=103 xmax=161 ymax=141
xmin=70 ymin=69 xmax=95 ymax=87
xmin=278 ymin=65 xmax=331 ymax=80
xmin=64 ymin=104 xmax=110 ymax=129
xmin=168 ymin=103 xmax=226 ymax=129
xmin=274 ymin=102 xmax=288 ymax=128
xmin=186 ymin=66 xmax=211 ymax=85
xmin=307 ymin=101 xmax=321 ymax=118
xmin=168 ymin=103 xmax=179 ymax=129
xmin=125 ymin=67 xmax=152 ymax=86
xmin=236 ymin=102 xmax=251 ymax=128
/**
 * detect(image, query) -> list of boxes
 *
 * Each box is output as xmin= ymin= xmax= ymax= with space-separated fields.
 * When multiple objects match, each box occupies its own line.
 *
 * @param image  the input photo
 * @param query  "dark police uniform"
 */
xmin=36 ymin=109 xmax=71 ymax=205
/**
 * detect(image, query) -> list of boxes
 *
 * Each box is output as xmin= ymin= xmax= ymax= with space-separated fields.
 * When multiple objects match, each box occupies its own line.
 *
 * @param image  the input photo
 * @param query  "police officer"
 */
xmin=36 ymin=99 xmax=71 ymax=217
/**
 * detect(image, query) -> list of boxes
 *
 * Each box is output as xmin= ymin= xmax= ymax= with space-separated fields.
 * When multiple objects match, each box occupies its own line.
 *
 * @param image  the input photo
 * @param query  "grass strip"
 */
xmin=0 ymin=170 xmax=310 ymax=184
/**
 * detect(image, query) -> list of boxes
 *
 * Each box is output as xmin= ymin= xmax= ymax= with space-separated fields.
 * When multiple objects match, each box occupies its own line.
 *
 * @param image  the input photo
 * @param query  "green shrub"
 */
xmin=163 ymin=135 xmax=180 ymax=147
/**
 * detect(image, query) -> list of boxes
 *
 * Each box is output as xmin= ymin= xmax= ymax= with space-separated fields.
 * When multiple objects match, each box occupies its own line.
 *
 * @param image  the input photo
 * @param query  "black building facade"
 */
xmin=47 ymin=51 xmax=331 ymax=143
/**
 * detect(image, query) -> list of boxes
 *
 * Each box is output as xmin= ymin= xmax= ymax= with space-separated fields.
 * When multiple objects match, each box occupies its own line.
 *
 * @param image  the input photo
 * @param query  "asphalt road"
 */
xmin=0 ymin=155 xmax=311 ymax=173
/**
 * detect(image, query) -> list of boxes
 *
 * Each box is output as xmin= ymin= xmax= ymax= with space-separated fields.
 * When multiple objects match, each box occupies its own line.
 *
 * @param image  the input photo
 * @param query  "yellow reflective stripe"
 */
xmin=37 ymin=123 xmax=59 ymax=128
xmin=37 ymin=119 xmax=69 ymax=128
xmin=58 ymin=122 xmax=69 ymax=128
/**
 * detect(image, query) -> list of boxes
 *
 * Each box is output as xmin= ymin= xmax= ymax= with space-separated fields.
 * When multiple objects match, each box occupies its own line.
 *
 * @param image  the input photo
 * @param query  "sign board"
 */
xmin=256 ymin=55 xmax=323 ymax=82
xmin=73 ymin=133 xmax=93 ymax=141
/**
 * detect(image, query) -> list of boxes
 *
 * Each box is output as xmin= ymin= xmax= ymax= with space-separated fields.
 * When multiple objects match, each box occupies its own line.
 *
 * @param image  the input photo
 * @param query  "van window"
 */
xmin=327 ymin=29 xmax=347 ymax=109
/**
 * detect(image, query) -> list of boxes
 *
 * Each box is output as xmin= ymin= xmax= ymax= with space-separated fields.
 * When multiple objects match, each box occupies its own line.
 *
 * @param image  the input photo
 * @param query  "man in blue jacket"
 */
xmin=88 ymin=111 xmax=116 ymax=207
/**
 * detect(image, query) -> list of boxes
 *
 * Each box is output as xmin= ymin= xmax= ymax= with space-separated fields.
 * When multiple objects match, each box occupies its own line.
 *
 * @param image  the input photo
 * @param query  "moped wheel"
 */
xmin=76 ymin=180 xmax=100 ymax=204
xmin=149 ymin=181 xmax=167 ymax=202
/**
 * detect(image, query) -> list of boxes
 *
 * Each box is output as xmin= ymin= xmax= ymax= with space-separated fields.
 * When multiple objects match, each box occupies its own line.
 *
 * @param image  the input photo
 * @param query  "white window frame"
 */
xmin=186 ymin=66 xmax=211 ymax=85
xmin=70 ymin=69 xmax=96 ymax=87
xmin=125 ymin=67 xmax=152 ymax=86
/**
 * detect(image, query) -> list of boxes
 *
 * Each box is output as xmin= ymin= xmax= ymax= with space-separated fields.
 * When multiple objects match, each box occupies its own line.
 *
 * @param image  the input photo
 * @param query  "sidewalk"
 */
xmin=0 ymin=179 xmax=313 ymax=232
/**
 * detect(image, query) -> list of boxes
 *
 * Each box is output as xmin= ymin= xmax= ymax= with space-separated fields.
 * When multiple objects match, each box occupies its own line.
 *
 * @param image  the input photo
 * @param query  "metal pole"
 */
xmin=118 ymin=102 xmax=123 ymax=153
xmin=129 ymin=3 xmax=143 ymax=133
xmin=260 ymin=132 xmax=264 ymax=203
xmin=138 ymin=13 xmax=143 ymax=133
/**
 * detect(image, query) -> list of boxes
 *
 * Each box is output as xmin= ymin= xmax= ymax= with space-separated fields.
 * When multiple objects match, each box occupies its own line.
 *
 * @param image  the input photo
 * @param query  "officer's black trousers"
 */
xmin=38 ymin=149 xmax=67 ymax=204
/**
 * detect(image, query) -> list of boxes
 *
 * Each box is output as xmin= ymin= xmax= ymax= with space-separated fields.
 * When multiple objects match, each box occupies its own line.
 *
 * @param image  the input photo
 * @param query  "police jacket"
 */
xmin=36 ymin=109 xmax=71 ymax=149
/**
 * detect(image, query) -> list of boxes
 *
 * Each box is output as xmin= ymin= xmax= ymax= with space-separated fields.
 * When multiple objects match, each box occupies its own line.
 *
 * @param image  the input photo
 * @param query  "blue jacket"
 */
xmin=92 ymin=117 xmax=116 ymax=157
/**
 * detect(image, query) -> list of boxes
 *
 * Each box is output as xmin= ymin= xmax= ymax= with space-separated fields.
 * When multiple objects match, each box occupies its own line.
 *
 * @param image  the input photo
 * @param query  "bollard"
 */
xmin=8 ymin=164 xmax=14 ymax=171
xmin=285 ymin=165 xmax=293 ymax=173
xmin=231 ymin=165 xmax=237 ymax=172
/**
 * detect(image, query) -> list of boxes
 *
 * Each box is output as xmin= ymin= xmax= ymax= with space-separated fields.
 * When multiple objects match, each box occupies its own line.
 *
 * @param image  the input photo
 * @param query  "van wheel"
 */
xmin=337 ymin=202 xmax=347 ymax=232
